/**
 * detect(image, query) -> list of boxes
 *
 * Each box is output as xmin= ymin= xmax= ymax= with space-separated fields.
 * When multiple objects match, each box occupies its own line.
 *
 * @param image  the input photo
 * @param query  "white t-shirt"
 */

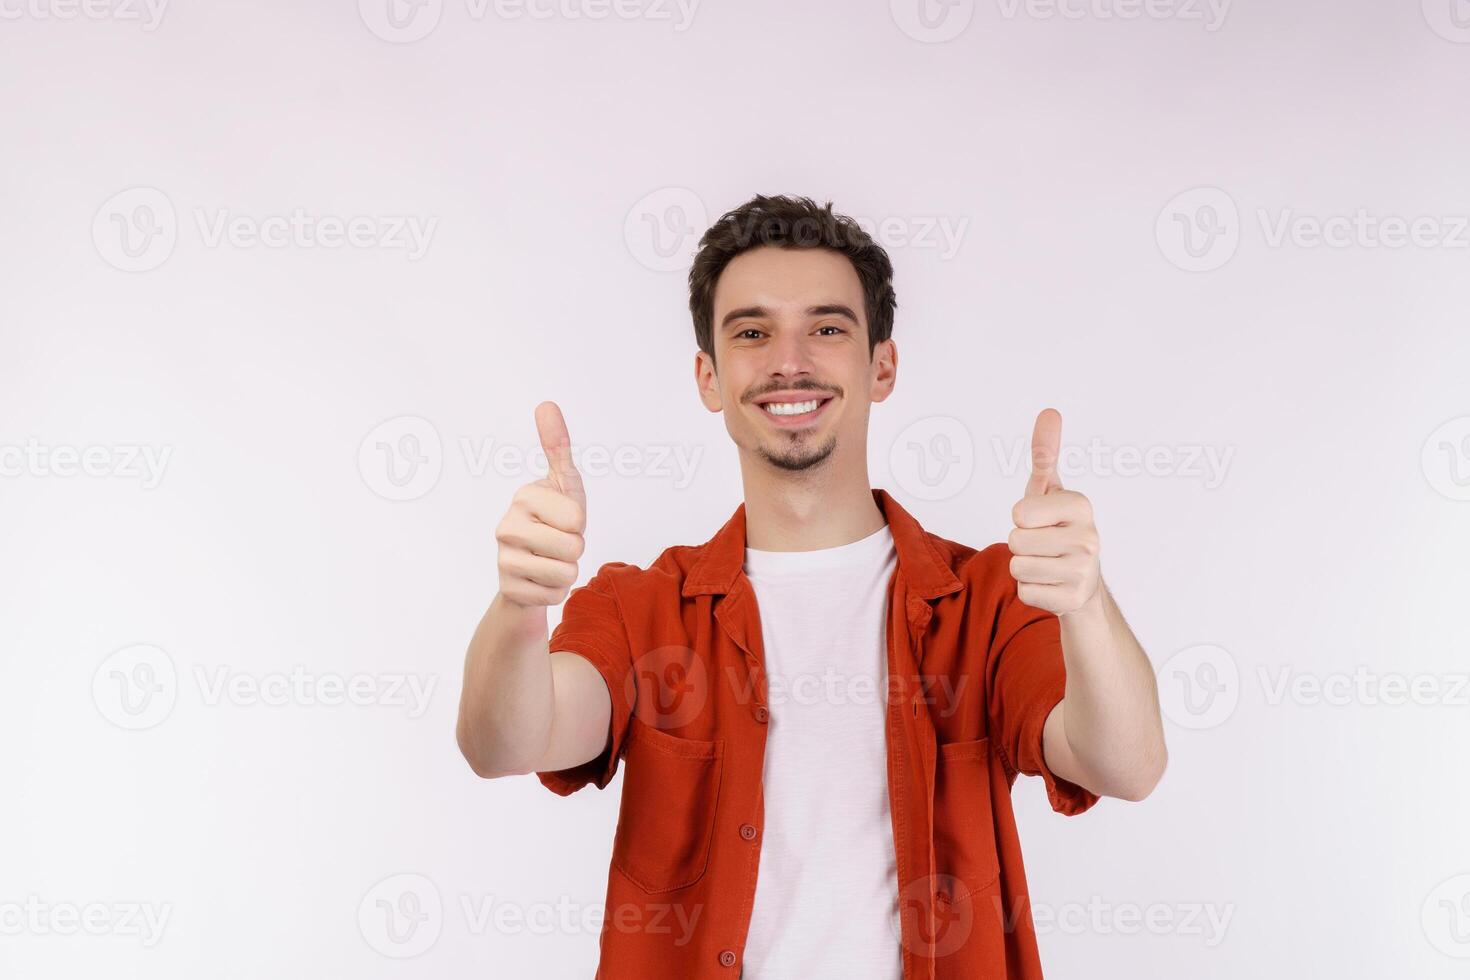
xmin=739 ymin=522 xmax=902 ymax=979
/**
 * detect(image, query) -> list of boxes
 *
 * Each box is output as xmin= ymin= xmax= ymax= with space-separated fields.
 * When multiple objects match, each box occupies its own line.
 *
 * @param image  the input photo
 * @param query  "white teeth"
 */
xmin=763 ymin=399 xmax=821 ymax=417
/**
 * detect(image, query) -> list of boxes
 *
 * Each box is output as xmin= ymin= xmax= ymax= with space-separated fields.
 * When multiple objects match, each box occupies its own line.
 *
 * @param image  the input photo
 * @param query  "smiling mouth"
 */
xmin=762 ymin=398 xmax=823 ymax=417
xmin=754 ymin=393 xmax=835 ymax=426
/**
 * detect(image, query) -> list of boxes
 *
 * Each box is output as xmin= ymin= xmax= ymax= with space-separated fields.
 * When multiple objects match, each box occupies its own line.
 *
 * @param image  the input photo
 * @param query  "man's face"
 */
xmin=695 ymin=245 xmax=896 ymax=473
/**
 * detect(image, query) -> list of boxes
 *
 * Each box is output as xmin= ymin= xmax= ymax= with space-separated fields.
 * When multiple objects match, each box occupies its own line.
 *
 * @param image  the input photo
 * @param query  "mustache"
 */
xmin=742 ymin=380 xmax=842 ymax=404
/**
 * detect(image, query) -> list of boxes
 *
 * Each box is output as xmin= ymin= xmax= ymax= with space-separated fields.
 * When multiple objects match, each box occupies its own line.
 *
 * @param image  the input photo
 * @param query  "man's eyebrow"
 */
xmin=720 ymin=306 xmax=770 ymax=331
xmin=805 ymin=304 xmax=859 ymax=322
xmin=719 ymin=303 xmax=860 ymax=332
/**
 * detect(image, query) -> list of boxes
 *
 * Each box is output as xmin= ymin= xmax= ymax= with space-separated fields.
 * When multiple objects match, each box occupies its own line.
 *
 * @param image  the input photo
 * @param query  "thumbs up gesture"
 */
xmin=493 ymin=401 xmax=588 ymax=609
xmin=1007 ymin=409 xmax=1102 ymax=617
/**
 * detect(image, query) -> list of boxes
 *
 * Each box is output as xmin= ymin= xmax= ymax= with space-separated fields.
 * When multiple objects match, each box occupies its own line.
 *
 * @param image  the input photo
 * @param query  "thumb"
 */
xmin=535 ymin=400 xmax=585 ymax=504
xmin=1024 ymin=408 xmax=1064 ymax=496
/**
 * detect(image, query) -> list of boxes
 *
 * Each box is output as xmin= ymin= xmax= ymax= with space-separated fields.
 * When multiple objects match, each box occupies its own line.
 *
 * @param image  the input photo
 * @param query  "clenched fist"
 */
xmin=1007 ymin=408 xmax=1102 ymax=617
xmin=494 ymin=401 xmax=588 ymax=609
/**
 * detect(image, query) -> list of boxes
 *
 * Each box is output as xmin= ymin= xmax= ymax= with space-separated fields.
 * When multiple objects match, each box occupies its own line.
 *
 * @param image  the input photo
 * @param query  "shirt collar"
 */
xmin=681 ymin=488 xmax=964 ymax=601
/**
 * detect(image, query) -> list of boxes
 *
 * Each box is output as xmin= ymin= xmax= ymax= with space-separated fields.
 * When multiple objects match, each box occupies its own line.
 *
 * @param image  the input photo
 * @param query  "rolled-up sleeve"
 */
xmin=536 ymin=562 xmax=635 ymax=796
xmin=986 ymin=556 xmax=1100 ymax=817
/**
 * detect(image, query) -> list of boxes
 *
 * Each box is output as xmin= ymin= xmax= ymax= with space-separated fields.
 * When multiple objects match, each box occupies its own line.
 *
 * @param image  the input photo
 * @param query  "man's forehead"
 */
xmin=712 ymin=246 xmax=864 ymax=315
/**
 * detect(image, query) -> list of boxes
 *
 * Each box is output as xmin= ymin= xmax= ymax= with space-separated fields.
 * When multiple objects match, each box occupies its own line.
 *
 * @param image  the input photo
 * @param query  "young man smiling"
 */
xmin=455 ymin=195 xmax=1167 ymax=979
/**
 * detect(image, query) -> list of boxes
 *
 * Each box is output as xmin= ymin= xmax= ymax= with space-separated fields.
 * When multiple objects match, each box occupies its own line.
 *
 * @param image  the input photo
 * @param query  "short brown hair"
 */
xmin=687 ymin=194 xmax=897 ymax=362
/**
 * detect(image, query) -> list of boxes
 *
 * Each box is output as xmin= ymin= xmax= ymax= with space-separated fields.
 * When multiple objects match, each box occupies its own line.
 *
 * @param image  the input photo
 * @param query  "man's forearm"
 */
xmin=455 ymin=593 xmax=557 ymax=778
xmin=1052 ymin=581 xmax=1168 ymax=800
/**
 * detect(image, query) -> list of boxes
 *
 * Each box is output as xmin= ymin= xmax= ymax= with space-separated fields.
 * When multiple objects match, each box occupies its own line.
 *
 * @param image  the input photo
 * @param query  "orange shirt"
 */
xmin=537 ymin=488 xmax=1099 ymax=979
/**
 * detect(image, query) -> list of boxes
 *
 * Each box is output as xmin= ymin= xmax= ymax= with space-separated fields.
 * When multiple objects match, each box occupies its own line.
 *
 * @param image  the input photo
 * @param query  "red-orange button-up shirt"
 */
xmin=537 ymin=488 xmax=1099 ymax=979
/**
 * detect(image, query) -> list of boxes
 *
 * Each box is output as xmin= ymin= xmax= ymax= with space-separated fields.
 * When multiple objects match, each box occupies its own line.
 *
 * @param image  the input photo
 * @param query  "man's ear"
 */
xmin=695 ymin=350 xmax=723 ymax=412
xmin=870 ymin=338 xmax=897 ymax=403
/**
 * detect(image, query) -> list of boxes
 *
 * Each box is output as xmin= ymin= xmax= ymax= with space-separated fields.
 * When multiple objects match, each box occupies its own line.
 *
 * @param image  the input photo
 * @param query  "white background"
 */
xmin=2 ymin=0 xmax=1469 ymax=977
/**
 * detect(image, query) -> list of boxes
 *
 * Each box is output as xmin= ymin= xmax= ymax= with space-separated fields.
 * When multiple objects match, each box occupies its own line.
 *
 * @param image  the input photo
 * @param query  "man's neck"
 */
xmin=739 ymin=459 xmax=886 ymax=552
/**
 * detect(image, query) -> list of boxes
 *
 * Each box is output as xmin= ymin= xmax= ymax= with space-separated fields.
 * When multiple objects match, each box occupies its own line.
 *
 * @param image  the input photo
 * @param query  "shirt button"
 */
xmin=719 ymin=949 xmax=737 ymax=967
xmin=739 ymin=823 xmax=758 ymax=841
xmin=753 ymin=705 xmax=769 ymax=723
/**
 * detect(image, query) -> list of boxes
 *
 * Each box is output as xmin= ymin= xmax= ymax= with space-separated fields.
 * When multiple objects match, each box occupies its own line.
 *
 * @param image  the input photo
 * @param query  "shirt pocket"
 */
xmin=933 ymin=735 xmax=1002 ymax=904
xmin=612 ymin=718 xmax=724 ymax=894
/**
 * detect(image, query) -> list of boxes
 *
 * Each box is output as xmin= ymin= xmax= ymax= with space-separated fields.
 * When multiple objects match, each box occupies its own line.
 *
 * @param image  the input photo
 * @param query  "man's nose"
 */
xmin=766 ymin=330 xmax=816 ymax=381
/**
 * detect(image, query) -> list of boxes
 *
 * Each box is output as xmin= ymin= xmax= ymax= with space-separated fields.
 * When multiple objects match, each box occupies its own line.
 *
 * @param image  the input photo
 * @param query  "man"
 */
xmin=455 ymin=194 xmax=1167 ymax=979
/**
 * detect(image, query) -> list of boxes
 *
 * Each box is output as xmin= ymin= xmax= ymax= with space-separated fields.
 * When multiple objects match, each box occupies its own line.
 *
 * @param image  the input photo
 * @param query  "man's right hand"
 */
xmin=494 ymin=401 xmax=588 ymax=610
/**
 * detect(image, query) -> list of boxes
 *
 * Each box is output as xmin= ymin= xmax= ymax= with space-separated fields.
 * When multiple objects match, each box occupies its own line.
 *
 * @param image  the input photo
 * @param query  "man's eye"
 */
xmin=817 ymin=325 xmax=844 ymax=335
xmin=738 ymin=329 xmax=764 ymax=339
